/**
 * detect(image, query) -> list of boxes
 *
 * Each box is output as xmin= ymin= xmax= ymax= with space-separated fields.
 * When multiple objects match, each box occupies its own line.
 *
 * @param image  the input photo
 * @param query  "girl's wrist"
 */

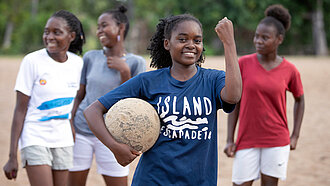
xmin=9 ymin=153 xmax=17 ymax=159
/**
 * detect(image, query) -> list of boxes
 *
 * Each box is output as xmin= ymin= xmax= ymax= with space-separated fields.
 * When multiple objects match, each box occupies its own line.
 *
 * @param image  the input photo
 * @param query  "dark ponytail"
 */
xmin=148 ymin=18 xmax=172 ymax=69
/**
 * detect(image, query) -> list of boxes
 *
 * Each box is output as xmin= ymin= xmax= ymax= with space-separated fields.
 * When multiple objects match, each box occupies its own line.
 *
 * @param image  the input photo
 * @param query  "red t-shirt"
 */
xmin=236 ymin=53 xmax=304 ymax=151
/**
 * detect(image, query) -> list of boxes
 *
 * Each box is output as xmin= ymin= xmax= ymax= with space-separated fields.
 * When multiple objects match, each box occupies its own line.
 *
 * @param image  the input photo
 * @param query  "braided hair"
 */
xmin=103 ymin=5 xmax=130 ymax=39
xmin=260 ymin=4 xmax=291 ymax=37
xmin=52 ymin=10 xmax=86 ymax=55
xmin=148 ymin=14 xmax=205 ymax=69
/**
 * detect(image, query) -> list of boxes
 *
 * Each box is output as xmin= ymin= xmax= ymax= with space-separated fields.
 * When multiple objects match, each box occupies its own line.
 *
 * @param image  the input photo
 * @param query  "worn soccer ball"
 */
xmin=105 ymin=98 xmax=160 ymax=153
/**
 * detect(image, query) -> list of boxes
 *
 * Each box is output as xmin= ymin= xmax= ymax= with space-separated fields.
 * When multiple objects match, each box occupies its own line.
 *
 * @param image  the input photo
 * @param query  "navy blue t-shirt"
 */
xmin=99 ymin=66 xmax=235 ymax=185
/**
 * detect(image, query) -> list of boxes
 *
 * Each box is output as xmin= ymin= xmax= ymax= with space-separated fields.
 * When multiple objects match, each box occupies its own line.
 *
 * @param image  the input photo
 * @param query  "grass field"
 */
xmin=0 ymin=56 xmax=329 ymax=185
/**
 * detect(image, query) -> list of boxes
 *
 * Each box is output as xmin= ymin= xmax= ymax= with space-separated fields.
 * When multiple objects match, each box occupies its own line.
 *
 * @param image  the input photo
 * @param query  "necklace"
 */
xmin=103 ymin=47 xmax=126 ymax=57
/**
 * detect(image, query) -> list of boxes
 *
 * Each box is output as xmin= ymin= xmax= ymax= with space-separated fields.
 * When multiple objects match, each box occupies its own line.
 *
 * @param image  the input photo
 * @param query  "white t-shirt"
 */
xmin=15 ymin=48 xmax=83 ymax=149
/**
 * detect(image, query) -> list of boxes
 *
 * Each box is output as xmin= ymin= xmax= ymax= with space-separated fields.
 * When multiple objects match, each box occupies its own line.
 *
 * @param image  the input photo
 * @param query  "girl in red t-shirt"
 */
xmin=224 ymin=4 xmax=305 ymax=186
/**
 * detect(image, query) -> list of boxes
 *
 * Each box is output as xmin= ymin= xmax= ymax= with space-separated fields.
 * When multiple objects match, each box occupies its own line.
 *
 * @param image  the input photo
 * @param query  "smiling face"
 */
xmin=96 ymin=13 xmax=121 ymax=48
xmin=253 ymin=23 xmax=283 ymax=55
xmin=164 ymin=20 xmax=203 ymax=67
xmin=43 ymin=17 xmax=75 ymax=56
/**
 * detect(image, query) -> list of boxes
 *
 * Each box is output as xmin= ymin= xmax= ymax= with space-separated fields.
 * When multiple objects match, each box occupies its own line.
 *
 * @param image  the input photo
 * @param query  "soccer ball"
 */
xmin=105 ymin=98 xmax=160 ymax=153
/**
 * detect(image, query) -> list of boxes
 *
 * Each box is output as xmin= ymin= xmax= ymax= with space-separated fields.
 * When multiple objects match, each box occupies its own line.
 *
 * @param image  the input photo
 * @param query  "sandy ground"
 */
xmin=0 ymin=55 xmax=329 ymax=186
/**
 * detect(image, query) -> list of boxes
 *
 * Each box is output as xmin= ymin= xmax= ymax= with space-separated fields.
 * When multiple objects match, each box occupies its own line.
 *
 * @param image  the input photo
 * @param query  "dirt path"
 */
xmin=0 ymin=56 xmax=329 ymax=185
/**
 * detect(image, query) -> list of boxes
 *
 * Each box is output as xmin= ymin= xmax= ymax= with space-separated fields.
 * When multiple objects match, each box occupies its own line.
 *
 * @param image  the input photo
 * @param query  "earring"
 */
xmin=117 ymin=35 xmax=121 ymax=42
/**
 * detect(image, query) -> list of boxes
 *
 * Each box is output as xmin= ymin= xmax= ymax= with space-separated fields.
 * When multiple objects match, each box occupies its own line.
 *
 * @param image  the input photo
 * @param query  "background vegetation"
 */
xmin=0 ymin=0 xmax=329 ymax=56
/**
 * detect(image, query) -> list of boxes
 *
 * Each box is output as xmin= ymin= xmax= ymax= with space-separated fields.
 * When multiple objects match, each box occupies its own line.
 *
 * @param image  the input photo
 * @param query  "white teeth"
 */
xmin=99 ymin=36 xmax=106 ymax=40
xmin=183 ymin=52 xmax=195 ymax=57
xmin=47 ymin=43 xmax=56 ymax=47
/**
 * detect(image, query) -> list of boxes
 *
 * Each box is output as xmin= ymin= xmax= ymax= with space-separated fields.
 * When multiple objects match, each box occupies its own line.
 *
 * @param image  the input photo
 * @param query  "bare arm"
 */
xmin=290 ymin=94 xmax=305 ymax=150
xmin=71 ymin=84 xmax=86 ymax=119
xmin=215 ymin=17 xmax=242 ymax=104
xmin=83 ymin=100 xmax=139 ymax=166
xmin=70 ymin=84 xmax=86 ymax=141
xmin=3 ymin=91 xmax=29 ymax=180
xmin=118 ymin=66 xmax=131 ymax=84
xmin=107 ymin=56 xmax=131 ymax=84
xmin=224 ymin=102 xmax=240 ymax=157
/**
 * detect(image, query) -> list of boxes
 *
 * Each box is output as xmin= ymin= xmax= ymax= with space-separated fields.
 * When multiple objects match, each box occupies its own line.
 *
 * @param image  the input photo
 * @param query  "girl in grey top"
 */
xmin=68 ymin=5 xmax=146 ymax=186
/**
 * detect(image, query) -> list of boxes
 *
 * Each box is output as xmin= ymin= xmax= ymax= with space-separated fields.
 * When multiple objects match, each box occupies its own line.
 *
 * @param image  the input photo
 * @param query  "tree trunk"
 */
xmin=31 ymin=0 xmax=39 ymax=19
xmin=2 ymin=0 xmax=23 ymax=50
xmin=125 ymin=0 xmax=138 ymax=53
xmin=2 ymin=21 xmax=14 ymax=49
xmin=312 ymin=0 xmax=328 ymax=55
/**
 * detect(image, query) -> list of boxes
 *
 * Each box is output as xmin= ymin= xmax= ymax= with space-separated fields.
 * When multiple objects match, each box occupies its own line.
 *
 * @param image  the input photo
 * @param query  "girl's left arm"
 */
xmin=84 ymin=100 xmax=140 ymax=166
xmin=290 ymin=94 xmax=305 ymax=150
xmin=215 ymin=17 xmax=242 ymax=104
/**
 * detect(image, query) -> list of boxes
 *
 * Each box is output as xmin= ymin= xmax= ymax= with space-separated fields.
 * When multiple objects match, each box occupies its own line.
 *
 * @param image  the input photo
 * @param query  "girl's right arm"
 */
xmin=224 ymin=102 xmax=240 ymax=157
xmin=3 ymin=91 xmax=30 ymax=180
xmin=70 ymin=84 xmax=86 ymax=141
xmin=106 ymin=56 xmax=131 ymax=84
xmin=215 ymin=17 xmax=242 ymax=104
xmin=83 ymin=100 xmax=140 ymax=166
xmin=71 ymin=84 xmax=86 ymax=120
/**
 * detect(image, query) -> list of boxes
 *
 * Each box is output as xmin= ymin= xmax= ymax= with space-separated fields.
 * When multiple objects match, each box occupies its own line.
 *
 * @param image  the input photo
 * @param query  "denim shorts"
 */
xmin=21 ymin=145 xmax=73 ymax=170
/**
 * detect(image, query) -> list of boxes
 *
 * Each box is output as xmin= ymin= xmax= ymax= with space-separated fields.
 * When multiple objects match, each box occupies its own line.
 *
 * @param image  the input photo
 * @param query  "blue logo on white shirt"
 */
xmin=39 ymin=113 xmax=70 ymax=121
xmin=37 ymin=97 xmax=74 ymax=121
xmin=37 ymin=97 xmax=74 ymax=110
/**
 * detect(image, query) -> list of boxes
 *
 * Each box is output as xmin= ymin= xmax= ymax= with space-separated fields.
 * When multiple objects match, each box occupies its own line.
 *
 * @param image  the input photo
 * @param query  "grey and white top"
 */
xmin=74 ymin=50 xmax=146 ymax=136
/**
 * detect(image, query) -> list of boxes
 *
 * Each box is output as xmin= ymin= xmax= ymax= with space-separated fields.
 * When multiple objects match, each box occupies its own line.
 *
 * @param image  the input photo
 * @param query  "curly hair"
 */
xmin=103 ymin=5 xmax=130 ymax=39
xmin=52 ymin=10 xmax=86 ymax=55
xmin=260 ymin=4 xmax=291 ymax=36
xmin=148 ymin=14 xmax=205 ymax=69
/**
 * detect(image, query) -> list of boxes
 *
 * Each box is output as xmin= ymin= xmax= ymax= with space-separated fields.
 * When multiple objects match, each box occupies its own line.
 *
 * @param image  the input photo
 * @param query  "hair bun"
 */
xmin=265 ymin=4 xmax=291 ymax=31
xmin=118 ymin=5 xmax=127 ymax=13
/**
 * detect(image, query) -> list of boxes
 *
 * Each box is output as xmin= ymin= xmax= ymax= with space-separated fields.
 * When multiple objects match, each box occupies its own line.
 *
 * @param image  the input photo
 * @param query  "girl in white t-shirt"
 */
xmin=3 ymin=10 xmax=85 ymax=186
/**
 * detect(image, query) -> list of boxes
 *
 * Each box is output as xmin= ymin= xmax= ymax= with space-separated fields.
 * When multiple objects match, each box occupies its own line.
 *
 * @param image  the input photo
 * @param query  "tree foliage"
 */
xmin=0 ymin=0 xmax=329 ymax=55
